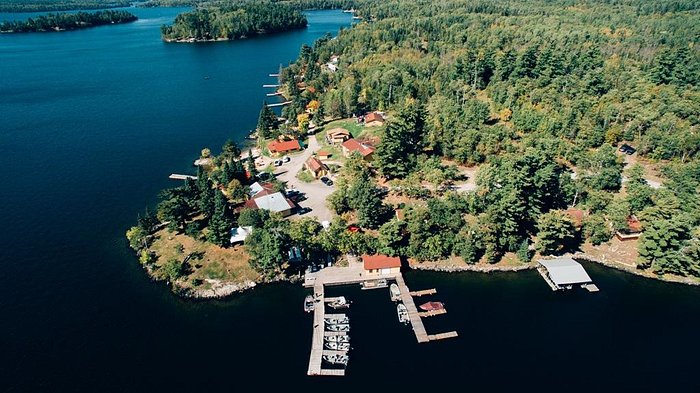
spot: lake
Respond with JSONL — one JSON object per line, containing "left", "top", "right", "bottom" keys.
{"left": 1, "top": 6, "right": 699, "bottom": 393}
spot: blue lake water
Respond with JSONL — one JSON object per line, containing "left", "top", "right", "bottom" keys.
{"left": 1, "top": 6, "right": 700, "bottom": 393}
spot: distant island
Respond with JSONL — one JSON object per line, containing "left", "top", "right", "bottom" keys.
{"left": 0, "top": 10, "right": 138, "bottom": 33}
{"left": 0, "top": 0, "right": 131, "bottom": 12}
{"left": 160, "top": 2, "right": 308, "bottom": 42}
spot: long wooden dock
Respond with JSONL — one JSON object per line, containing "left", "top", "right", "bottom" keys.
{"left": 169, "top": 174, "right": 197, "bottom": 180}
{"left": 428, "top": 331, "right": 459, "bottom": 341}
{"left": 308, "top": 284, "right": 346, "bottom": 377}
{"left": 263, "top": 84, "right": 280, "bottom": 88}
{"left": 418, "top": 309, "right": 447, "bottom": 317}
{"left": 266, "top": 92, "right": 283, "bottom": 96}
{"left": 395, "top": 275, "right": 429, "bottom": 343}
{"left": 267, "top": 101, "right": 291, "bottom": 107}
{"left": 409, "top": 288, "right": 437, "bottom": 296}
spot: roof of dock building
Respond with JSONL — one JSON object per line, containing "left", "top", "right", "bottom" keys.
{"left": 539, "top": 257, "right": 592, "bottom": 285}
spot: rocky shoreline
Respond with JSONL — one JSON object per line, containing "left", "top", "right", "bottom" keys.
{"left": 409, "top": 261, "right": 537, "bottom": 273}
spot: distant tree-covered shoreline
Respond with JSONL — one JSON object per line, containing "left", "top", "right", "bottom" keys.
{"left": 0, "top": 0, "right": 131, "bottom": 13}
{"left": 160, "top": 2, "right": 308, "bottom": 42}
{"left": 0, "top": 10, "right": 138, "bottom": 33}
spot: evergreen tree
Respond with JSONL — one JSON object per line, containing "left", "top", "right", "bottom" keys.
{"left": 246, "top": 149, "right": 258, "bottom": 179}
{"left": 207, "top": 191, "right": 232, "bottom": 247}
{"left": 198, "top": 178, "right": 215, "bottom": 218}
{"left": 257, "top": 102, "right": 277, "bottom": 138}
{"left": 535, "top": 211, "right": 576, "bottom": 255}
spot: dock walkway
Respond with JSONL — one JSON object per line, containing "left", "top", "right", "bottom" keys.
{"left": 395, "top": 275, "right": 429, "bottom": 343}
{"left": 409, "top": 288, "right": 437, "bottom": 296}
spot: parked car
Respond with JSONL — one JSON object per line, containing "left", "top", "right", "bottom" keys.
{"left": 274, "top": 159, "right": 283, "bottom": 166}
{"left": 297, "top": 207, "right": 312, "bottom": 215}
{"left": 285, "top": 189, "right": 299, "bottom": 196}
{"left": 619, "top": 144, "right": 636, "bottom": 155}
{"left": 257, "top": 172, "right": 272, "bottom": 181}
{"left": 282, "top": 156, "right": 291, "bottom": 163}
{"left": 320, "top": 176, "right": 334, "bottom": 186}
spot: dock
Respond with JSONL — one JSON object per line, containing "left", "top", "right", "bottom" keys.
{"left": 538, "top": 257, "right": 598, "bottom": 292}
{"left": 269, "top": 73, "right": 280, "bottom": 77}
{"left": 409, "top": 288, "right": 437, "bottom": 296}
{"left": 428, "top": 331, "right": 459, "bottom": 341}
{"left": 263, "top": 84, "right": 280, "bottom": 88}
{"left": 267, "top": 101, "right": 291, "bottom": 107}
{"left": 169, "top": 174, "right": 197, "bottom": 180}
{"left": 395, "top": 274, "right": 429, "bottom": 343}
{"left": 266, "top": 92, "right": 283, "bottom": 97}
{"left": 418, "top": 309, "right": 447, "bottom": 317}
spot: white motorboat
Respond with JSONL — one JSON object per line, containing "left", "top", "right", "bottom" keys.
{"left": 389, "top": 283, "right": 401, "bottom": 301}
{"left": 304, "top": 295, "right": 314, "bottom": 313}
{"left": 326, "top": 323, "right": 350, "bottom": 332}
{"left": 397, "top": 303, "right": 409, "bottom": 324}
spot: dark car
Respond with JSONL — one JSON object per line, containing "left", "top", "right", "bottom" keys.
{"left": 619, "top": 144, "right": 636, "bottom": 155}
{"left": 297, "top": 207, "right": 312, "bottom": 215}
{"left": 320, "top": 176, "right": 334, "bottom": 186}
{"left": 290, "top": 194, "right": 307, "bottom": 203}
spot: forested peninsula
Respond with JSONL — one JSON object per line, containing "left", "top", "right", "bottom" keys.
{"left": 160, "top": 2, "right": 308, "bottom": 42}
{"left": 129, "top": 0, "right": 700, "bottom": 298}
{"left": 0, "top": 0, "right": 130, "bottom": 12}
{"left": 0, "top": 10, "right": 138, "bottom": 33}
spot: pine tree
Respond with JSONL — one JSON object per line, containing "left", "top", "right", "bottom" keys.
{"left": 198, "top": 178, "right": 215, "bottom": 218}
{"left": 535, "top": 211, "right": 575, "bottom": 255}
{"left": 257, "top": 102, "right": 277, "bottom": 138}
{"left": 207, "top": 191, "right": 232, "bottom": 247}
{"left": 246, "top": 149, "right": 258, "bottom": 179}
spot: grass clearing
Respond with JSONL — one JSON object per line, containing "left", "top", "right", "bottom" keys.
{"left": 149, "top": 229, "right": 258, "bottom": 290}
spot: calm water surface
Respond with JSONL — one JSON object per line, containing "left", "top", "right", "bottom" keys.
{"left": 1, "top": 7, "right": 699, "bottom": 393}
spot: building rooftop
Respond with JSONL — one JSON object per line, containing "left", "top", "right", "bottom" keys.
{"left": 253, "top": 191, "right": 295, "bottom": 213}
{"left": 306, "top": 156, "right": 325, "bottom": 172}
{"left": 365, "top": 112, "right": 384, "bottom": 123}
{"left": 268, "top": 139, "right": 301, "bottom": 153}
{"left": 539, "top": 257, "right": 592, "bottom": 285}
{"left": 326, "top": 128, "right": 350, "bottom": 137}
{"left": 342, "top": 138, "right": 375, "bottom": 157}
{"left": 362, "top": 254, "right": 401, "bottom": 270}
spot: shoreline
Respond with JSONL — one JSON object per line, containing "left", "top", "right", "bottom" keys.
{"left": 150, "top": 251, "right": 700, "bottom": 300}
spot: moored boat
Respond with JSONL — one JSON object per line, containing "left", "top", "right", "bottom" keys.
{"left": 418, "top": 301, "right": 444, "bottom": 311}
{"left": 397, "top": 303, "right": 409, "bottom": 324}
{"left": 328, "top": 296, "right": 350, "bottom": 309}
{"left": 389, "top": 283, "right": 401, "bottom": 301}
{"left": 304, "top": 295, "right": 314, "bottom": 313}
{"left": 326, "top": 323, "right": 350, "bottom": 332}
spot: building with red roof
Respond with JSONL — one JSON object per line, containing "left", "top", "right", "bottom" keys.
{"left": 362, "top": 254, "right": 401, "bottom": 275}
{"left": 304, "top": 156, "right": 328, "bottom": 179}
{"left": 341, "top": 138, "right": 375, "bottom": 161}
{"left": 364, "top": 112, "right": 385, "bottom": 127}
{"left": 268, "top": 139, "right": 302, "bottom": 155}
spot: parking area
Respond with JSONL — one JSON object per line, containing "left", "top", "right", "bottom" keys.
{"left": 266, "top": 136, "right": 336, "bottom": 222}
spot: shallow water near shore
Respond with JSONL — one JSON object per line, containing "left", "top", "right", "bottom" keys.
{"left": 1, "top": 6, "right": 700, "bottom": 392}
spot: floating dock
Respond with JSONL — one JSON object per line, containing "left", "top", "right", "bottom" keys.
{"left": 409, "top": 288, "right": 437, "bottom": 296}
{"left": 418, "top": 309, "right": 447, "bottom": 317}
{"left": 267, "top": 101, "right": 291, "bottom": 107}
{"left": 263, "top": 84, "right": 280, "bottom": 88}
{"left": 395, "top": 274, "right": 429, "bottom": 343}
{"left": 169, "top": 174, "right": 197, "bottom": 180}
{"left": 428, "top": 331, "right": 459, "bottom": 341}
{"left": 266, "top": 92, "right": 283, "bottom": 97}
{"left": 538, "top": 257, "right": 599, "bottom": 292}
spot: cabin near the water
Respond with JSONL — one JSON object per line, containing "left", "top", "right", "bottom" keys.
{"left": 537, "top": 257, "right": 599, "bottom": 292}
{"left": 362, "top": 254, "right": 401, "bottom": 275}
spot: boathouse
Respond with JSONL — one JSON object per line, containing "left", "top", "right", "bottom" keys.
{"left": 362, "top": 254, "right": 401, "bottom": 275}
{"left": 538, "top": 257, "right": 597, "bottom": 291}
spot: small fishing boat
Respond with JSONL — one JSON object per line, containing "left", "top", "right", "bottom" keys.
{"left": 389, "top": 283, "right": 401, "bottom": 302}
{"left": 397, "top": 303, "right": 409, "bottom": 324}
{"left": 325, "top": 335, "right": 350, "bottom": 343}
{"left": 418, "top": 301, "right": 445, "bottom": 311}
{"left": 324, "top": 341, "right": 338, "bottom": 350}
{"left": 336, "top": 342, "right": 351, "bottom": 351}
{"left": 324, "top": 316, "right": 349, "bottom": 325}
{"left": 328, "top": 296, "right": 350, "bottom": 309}
{"left": 323, "top": 354, "right": 349, "bottom": 366}
{"left": 327, "top": 323, "right": 350, "bottom": 332}
{"left": 304, "top": 295, "right": 314, "bottom": 313}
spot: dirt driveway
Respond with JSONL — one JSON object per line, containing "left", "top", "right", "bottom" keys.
{"left": 272, "top": 136, "right": 335, "bottom": 222}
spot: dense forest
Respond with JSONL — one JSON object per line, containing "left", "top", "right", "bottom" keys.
{"left": 274, "top": 0, "right": 700, "bottom": 277}
{"left": 129, "top": 0, "right": 700, "bottom": 286}
{"left": 0, "top": 0, "right": 130, "bottom": 12}
{"left": 160, "top": 1, "right": 308, "bottom": 41}
{"left": 0, "top": 9, "right": 137, "bottom": 32}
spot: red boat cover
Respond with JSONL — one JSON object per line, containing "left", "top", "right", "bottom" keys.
{"left": 419, "top": 301, "right": 444, "bottom": 311}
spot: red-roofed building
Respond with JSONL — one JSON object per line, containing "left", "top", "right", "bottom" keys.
{"left": 341, "top": 138, "right": 375, "bottom": 161}
{"left": 304, "top": 156, "right": 329, "bottom": 179}
{"left": 317, "top": 150, "right": 332, "bottom": 160}
{"left": 364, "top": 112, "right": 385, "bottom": 127}
{"left": 362, "top": 254, "right": 401, "bottom": 275}
{"left": 268, "top": 139, "right": 302, "bottom": 155}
